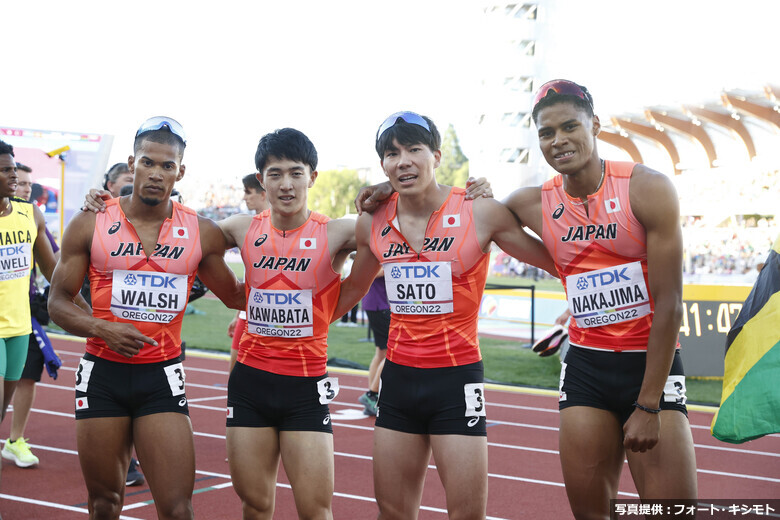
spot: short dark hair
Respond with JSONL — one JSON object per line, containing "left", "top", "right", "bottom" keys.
{"left": 242, "top": 173, "right": 264, "bottom": 192}
{"left": 15, "top": 162, "right": 32, "bottom": 173}
{"left": 254, "top": 128, "right": 318, "bottom": 173}
{"left": 375, "top": 115, "right": 441, "bottom": 159}
{"left": 133, "top": 128, "right": 186, "bottom": 159}
{"left": 532, "top": 82, "right": 594, "bottom": 123}
{"left": 103, "top": 162, "right": 130, "bottom": 190}
{"left": 0, "top": 140, "right": 14, "bottom": 157}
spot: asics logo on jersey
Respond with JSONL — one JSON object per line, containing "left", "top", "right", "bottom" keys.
{"left": 254, "top": 234, "right": 268, "bottom": 247}
{"left": 552, "top": 203, "right": 564, "bottom": 220}
{"left": 381, "top": 226, "right": 392, "bottom": 237}
{"left": 108, "top": 221, "right": 121, "bottom": 235}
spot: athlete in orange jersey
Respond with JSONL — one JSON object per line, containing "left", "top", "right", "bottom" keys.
{"left": 217, "top": 128, "right": 359, "bottom": 520}
{"left": 49, "top": 118, "right": 244, "bottom": 520}
{"left": 338, "top": 112, "right": 555, "bottom": 520}
{"left": 503, "top": 80, "right": 697, "bottom": 519}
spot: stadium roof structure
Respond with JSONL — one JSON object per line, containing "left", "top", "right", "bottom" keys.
{"left": 600, "top": 84, "right": 780, "bottom": 175}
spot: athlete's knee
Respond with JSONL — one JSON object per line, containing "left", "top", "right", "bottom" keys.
{"left": 88, "top": 494, "right": 124, "bottom": 520}
{"left": 242, "top": 499, "right": 274, "bottom": 520}
{"left": 155, "top": 499, "right": 193, "bottom": 520}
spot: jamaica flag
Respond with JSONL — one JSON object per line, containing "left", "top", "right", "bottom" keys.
{"left": 711, "top": 233, "right": 780, "bottom": 443}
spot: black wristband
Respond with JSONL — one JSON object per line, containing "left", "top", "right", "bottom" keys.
{"left": 632, "top": 401, "right": 661, "bottom": 414}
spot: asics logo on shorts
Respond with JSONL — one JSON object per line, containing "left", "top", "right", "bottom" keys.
{"left": 323, "top": 414, "right": 331, "bottom": 425}
{"left": 178, "top": 397, "right": 187, "bottom": 407}
{"left": 467, "top": 417, "right": 479, "bottom": 428}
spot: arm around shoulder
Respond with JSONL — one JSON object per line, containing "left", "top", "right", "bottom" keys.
{"left": 332, "top": 213, "right": 380, "bottom": 322}
{"left": 197, "top": 216, "right": 245, "bottom": 311}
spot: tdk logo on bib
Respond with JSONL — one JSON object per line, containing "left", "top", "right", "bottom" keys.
{"left": 390, "top": 265, "right": 441, "bottom": 279}
{"left": 255, "top": 291, "right": 303, "bottom": 305}
{"left": 123, "top": 272, "right": 179, "bottom": 289}
{"left": 575, "top": 267, "right": 631, "bottom": 291}
{"left": 0, "top": 245, "right": 26, "bottom": 256}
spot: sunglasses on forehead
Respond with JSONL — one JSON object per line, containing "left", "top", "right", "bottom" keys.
{"left": 532, "top": 80, "right": 593, "bottom": 110}
{"left": 135, "top": 116, "right": 187, "bottom": 144}
{"left": 376, "top": 111, "right": 431, "bottom": 142}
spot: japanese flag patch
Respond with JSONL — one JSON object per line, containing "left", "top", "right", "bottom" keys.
{"left": 172, "top": 227, "right": 189, "bottom": 239}
{"left": 299, "top": 238, "right": 316, "bottom": 249}
{"left": 442, "top": 214, "right": 461, "bottom": 228}
{"left": 76, "top": 397, "right": 89, "bottom": 410}
{"left": 604, "top": 198, "right": 621, "bottom": 214}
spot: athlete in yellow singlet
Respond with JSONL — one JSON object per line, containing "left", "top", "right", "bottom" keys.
{"left": 0, "top": 139, "right": 59, "bottom": 488}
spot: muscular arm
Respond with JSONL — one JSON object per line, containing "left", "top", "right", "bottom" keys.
{"left": 197, "top": 217, "right": 245, "bottom": 311}
{"left": 31, "top": 205, "right": 58, "bottom": 281}
{"left": 474, "top": 197, "right": 558, "bottom": 277}
{"left": 327, "top": 217, "right": 358, "bottom": 275}
{"left": 331, "top": 213, "right": 380, "bottom": 322}
{"left": 48, "top": 211, "right": 156, "bottom": 357}
{"left": 623, "top": 165, "right": 684, "bottom": 452}
{"left": 217, "top": 213, "right": 253, "bottom": 250}
{"left": 501, "top": 186, "right": 544, "bottom": 237}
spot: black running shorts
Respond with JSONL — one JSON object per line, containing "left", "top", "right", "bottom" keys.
{"left": 74, "top": 353, "right": 190, "bottom": 419}
{"left": 376, "top": 360, "right": 487, "bottom": 436}
{"left": 20, "top": 335, "right": 44, "bottom": 382}
{"left": 226, "top": 362, "right": 335, "bottom": 433}
{"left": 559, "top": 346, "right": 688, "bottom": 424}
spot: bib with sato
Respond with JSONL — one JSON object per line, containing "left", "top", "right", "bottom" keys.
{"left": 247, "top": 288, "right": 313, "bottom": 338}
{"left": 110, "top": 270, "right": 188, "bottom": 324}
{"left": 384, "top": 261, "right": 454, "bottom": 315}
{"left": 567, "top": 261, "right": 651, "bottom": 328}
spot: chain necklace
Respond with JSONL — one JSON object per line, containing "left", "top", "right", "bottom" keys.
{"left": 570, "top": 159, "right": 605, "bottom": 205}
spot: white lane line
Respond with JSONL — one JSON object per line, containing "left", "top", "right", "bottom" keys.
{"left": 0, "top": 493, "right": 144, "bottom": 519}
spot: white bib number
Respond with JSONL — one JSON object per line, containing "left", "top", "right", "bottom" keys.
{"left": 566, "top": 261, "right": 651, "bottom": 328}
{"left": 74, "top": 358, "right": 95, "bottom": 392}
{"left": 164, "top": 362, "right": 186, "bottom": 396}
{"left": 110, "top": 270, "right": 188, "bottom": 323}
{"left": 384, "top": 261, "right": 453, "bottom": 315}
{"left": 247, "top": 288, "right": 313, "bottom": 338}
{"left": 464, "top": 382, "right": 486, "bottom": 427}
{"left": 0, "top": 242, "right": 32, "bottom": 281}
{"left": 317, "top": 376, "right": 339, "bottom": 404}
{"left": 663, "top": 375, "right": 687, "bottom": 405}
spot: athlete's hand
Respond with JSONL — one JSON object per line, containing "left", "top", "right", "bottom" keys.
{"left": 81, "top": 189, "right": 112, "bottom": 213}
{"left": 354, "top": 182, "right": 394, "bottom": 215}
{"left": 555, "top": 309, "right": 572, "bottom": 327}
{"left": 100, "top": 322, "right": 158, "bottom": 358}
{"left": 623, "top": 408, "right": 661, "bottom": 453}
{"left": 465, "top": 177, "right": 493, "bottom": 199}
{"left": 227, "top": 316, "right": 238, "bottom": 338}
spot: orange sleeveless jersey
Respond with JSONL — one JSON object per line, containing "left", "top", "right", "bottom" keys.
{"left": 238, "top": 211, "right": 340, "bottom": 377}
{"left": 369, "top": 188, "right": 489, "bottom": 368}
{"left": 541, "top": 161, "right": 657, "bottom": 351}
{"left": 87, "top": 198, "right": 203, "bottom": 363}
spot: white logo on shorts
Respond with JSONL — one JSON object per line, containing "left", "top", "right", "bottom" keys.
{"left": 323, "top": 414, "right": 331, "bottom": 425}
{"left": 178, "top": 397, "right": 187, "bottom": 407}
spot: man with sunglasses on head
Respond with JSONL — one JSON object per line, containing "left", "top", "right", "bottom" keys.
{"left": 338, "top": 111, "right": 556, "bottom": 519}
{"left": 48, "top": 117, "right": 245, "bottom": 520}
{"left": 503, "top": 80, "right": 696, "bottom": 519}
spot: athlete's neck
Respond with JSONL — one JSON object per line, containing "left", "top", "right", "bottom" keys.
{"left": 562, "top": 158, "right": 605, "bottom": 201}
{"left": 0, "top": 197, "right": 11, "bottom": 217}
{"left": 270, "top": 208, "right": 311, "bottom": 232}
{"left": 396, "top": 183, "right": 450, "bottom": 220}
{"left": 121, "top": 195, "right": 173, "bottom": 224}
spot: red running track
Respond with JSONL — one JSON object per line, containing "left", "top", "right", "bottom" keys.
{"left": 0, "top": 335, "right": 777, "bottom": 519}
